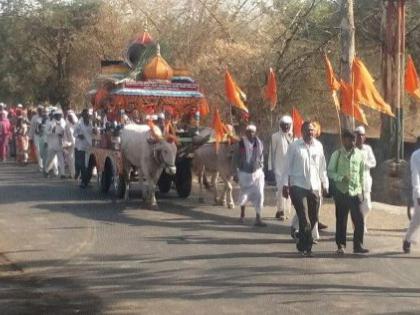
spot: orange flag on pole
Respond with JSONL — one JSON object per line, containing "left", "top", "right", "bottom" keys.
{"left": 340, "top": 80, "right": 368, "bottom": 125}
{"left": 352, "top": 58, "right": 394, "bottom": 117}
{"left": 324, "top": 54, "right": 341, "bottom": 108}
{"left": 225, "top": 69, "right": 248, "bottom": 113}
{"left": 324, "top": 55, "right": 341, "bottom": 92}
{"left": 264, "top": 68, "right": 277, "bottom": 111}
{"left": 405, "top": 55, "right": 420, "bottom": 101}
{"left": 292, "top": 107, "right": 304, "bottom": 138}
{"left": 213, "top": 109, "right": 228, "bottom": 152}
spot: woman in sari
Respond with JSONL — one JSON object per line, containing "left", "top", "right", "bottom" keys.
{"left": 15, "top": 116, "right": 29, "bottom": 164}
{"left": 0, "top": 111, "right": 11, "bottom": 162}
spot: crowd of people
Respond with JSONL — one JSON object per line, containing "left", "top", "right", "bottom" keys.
{"left": 1, "top": 102, "right": 420, "bottom": 257}
{"left": 234, "top": 117, "right": 419, "bottom": 257}
{"left": 0, "top": 103, "right": 94, "bottom": 188}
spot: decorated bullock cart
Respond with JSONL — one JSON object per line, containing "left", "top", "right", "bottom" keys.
{"left": 86, "top": 33, "right": 209, "bottom": 199}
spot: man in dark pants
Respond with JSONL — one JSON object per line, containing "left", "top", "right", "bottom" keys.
{"left": 282, "top": 121, "right": 329, "bottom": 256}
{"left": 74, "top": 109, "right": 92, "bottom": 188}
{"left": 328, "top": 129, "right": 368, "bottom": 255}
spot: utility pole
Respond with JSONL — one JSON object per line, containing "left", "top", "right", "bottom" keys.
{"left": 339, "top": 0, "right": 356, "bottom": 131}
{"left": 380, "top": 0, "right": 405, "bottom": 162}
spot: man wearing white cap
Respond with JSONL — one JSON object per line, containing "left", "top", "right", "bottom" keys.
{"left": 44, "top": 109, "right": 66, "bottom": 178}
{"left": 269, "top": 115, "right": 293, "bottom": 221}
{"left": 355, "top": 126, "right": 376, "bottom": 233}
{"left": 28, "top": 105, "right": 44, "bottom": 172}
{"left": 233, "top": 124, "right": 266, "bottom": 226}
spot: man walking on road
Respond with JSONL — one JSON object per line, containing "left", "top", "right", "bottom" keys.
{"left": 269, "top": 115, "right": 293, "bottom": 221}
{"left": 355, "top": 126, "right": 376, "bottom": 233}
{"left": 74, "top": 109, "right": 93, "bottom": 188}
{"left": 234, "top": 124, "right": 266, "bottom": 227}
{"left": 282, "top": 121, "right": 329, "bottom": 256}
{"left": 44, "top": 109, "right": 66, "bottom": 178}
{"left": 28, "top": 105, "right": 44, "bottom": 171}
{"left": 403, "top": 144, "right": 420, "bottom": 253}
{"left": 328, "top": 130, "right": 368, "bottom": 255}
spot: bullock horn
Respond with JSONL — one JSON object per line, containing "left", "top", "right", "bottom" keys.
{"left": 148, "top": 121, "right": 164, "bottom": 141}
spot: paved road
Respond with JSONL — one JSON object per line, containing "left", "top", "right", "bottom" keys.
{"left": 1, "top": 162, "right": 420, "bottom": 315}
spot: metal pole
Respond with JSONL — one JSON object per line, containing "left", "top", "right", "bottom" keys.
{"left": 400, "top": 0, "right": 406, "bottom": 160}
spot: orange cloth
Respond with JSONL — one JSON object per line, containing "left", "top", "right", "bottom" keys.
{"left": 264, "top": 68, "right": 277, "bottom": 111}
{"left": 324, "top": 54, "right": 341, "bottom": 92}
{"left": 352, "top": 58, "right": 394, "bottom": 117}
{"left": 225, "top": 70, "right": 248, "bottom": 113}
{"left": 199, "top": 99, "right": 210, "bottom": 117}
{"left": 213, "top": 109, "right": 228, "bottom": 152}
{"left": 292, "top": 107, "right": 304, "bottom": 138}
{"left": 405, "top": 55, "right": 420, "bottom": 101}
{"left": 340, "top": 80, "right": 368, "bottom": 125}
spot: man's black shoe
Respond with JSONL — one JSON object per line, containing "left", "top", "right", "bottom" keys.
{"left": 403, "top": 240, "right": 411, "bottom": 254}
{"left": 290, "top": 227, "right": 297, "bottom": 240}
{"left": 353, "top": 247, "right": 369, "bottom": 254}
{"left": 318, "top": 222, "right": 328, "bottom": 230}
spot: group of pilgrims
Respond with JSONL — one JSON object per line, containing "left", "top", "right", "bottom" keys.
{"left": 235, "top": 116, "right": 420, "bottom": 256}
{"left": 1, "top": 101, "right": 420, "bottom": 256}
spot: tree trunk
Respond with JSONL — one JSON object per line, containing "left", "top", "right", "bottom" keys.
{"left": 339, "top": 0, "right": 355, "bottom": 131}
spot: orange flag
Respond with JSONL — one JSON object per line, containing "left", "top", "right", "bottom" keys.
{"left": 324, "top": 54, "right": 341, "bottom": 92}
{"left": 225, "top": 69, "right": 248, "bottom": 113}
{"left": 324, "top": 54, "right": 341, "bottom": 108}
{"left": 264, "top": 68, "right": 277, "bottom": 111}
{"left": 340, "top": 80, "right": 368, "bottom": 125}
{"left": 405, "top": 55, "right": 420, "bottom": 101}
{"left": 292, "top": 107, "right": 304, "bottom": 138}
{"left": 352, "top": 58, "right": 394, "bottom": 117}
{"left": 213, "top": 109, "right": 228, "bottom": 152}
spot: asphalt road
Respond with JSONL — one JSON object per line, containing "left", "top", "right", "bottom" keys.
{"left": 1, "top": 161, "right": 420, "bottom": 315}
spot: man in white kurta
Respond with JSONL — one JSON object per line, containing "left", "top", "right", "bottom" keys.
{"left": 44, "top": 110, "right": 66, "bottom": 178}
{"left": 269, "top": 115, "right": 293, "bottom": 221}
{"left": 64, "top": 111, "right": 78, "bottom": 179}
{"left": 355, "top": 126, "right": 376, "bottom": 233}
{"left": 28, "top": 106, "right": 44, "bottom": 171}
{"left": 234, "top": 124, "right": 266, "bottom": 227}
{"left": 403, "top": 147, "right": 420, "bottom": 253}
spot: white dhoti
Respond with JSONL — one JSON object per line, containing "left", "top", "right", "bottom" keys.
{"left": 405, "top": 196, "right": 420, "bottom": 244}
{"left": 361, "top": 192, "right": 372, "bottom": 233}
{"left": 45, "top": 149, "right": 65, "bottom": 176}
{"left": 33, "top": 134, "right": 43, "bottom": 170}
{"left": 275, "top": 173, "right": 291, "bottom": 216}
{"left": 238, "top": 168, "right": 265, "bottom": 215}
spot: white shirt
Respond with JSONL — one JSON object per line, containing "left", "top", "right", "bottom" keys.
{"left": 28, "top": 114, "right": 41, "bottom": 140}
{"left": 74, "top": 120, "right": 92, "bottom": 151}
{"left": 47, "top": 118, "right": 66, "bottom": 151}
{"left": 359, "top": 143, "right": 376, "bottom": 192}
{"left": 411, "top": 149, "right": 420, "bottom": 200}
{"left": 283, "top": 138, "right": 329, "bottom": 192}
{"left": 64, "top": 120, "right": 76, "bottom": 149}
{"left": 269, "top": 129, "right": 292, "bottom": 176}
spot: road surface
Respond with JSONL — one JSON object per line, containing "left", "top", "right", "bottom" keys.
{"left": 1, "top": 161, "right": 420, "bottom": 315}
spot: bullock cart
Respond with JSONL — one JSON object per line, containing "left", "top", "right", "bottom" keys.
{"left": 87, "top": 76, "right": 209, "bottom": 199}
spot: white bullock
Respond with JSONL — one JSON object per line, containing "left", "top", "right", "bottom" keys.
{"left": 120, "top": 124, "right": 177, "bottom": 207}
{"left": 193, "top": 142, "right": 237, "bottom": 209}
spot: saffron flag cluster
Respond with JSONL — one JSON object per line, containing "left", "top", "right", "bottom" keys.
{"left": 324, "top": 55, "right": 396, "bottom": 126}
{"left": 405, "top": 55, "right": 420, "bottom": 101}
